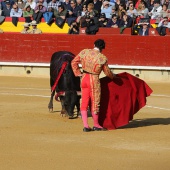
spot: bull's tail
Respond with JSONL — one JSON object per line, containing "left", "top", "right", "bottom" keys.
{"left": 48, "top": 90, "right": 55, "bottom": 112}
{"left": 51, "top": 62, "right": 68, "bottom": 93}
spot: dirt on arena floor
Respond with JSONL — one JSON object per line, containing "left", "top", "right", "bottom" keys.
{"left": 0, "top": 76, "right": 170, "bottom": 170}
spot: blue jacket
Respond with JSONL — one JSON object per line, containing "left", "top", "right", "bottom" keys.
{"left": 138, "top": 27, "right": 149, "bottom": 36}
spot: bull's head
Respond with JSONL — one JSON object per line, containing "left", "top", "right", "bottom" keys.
{"left": 59, "top": 91, "right": 80, "bottom": 118}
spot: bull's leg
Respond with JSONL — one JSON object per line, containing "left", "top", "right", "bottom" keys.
{"left": 60, "top": 96, "right": 68, "bottom": 117}
{"left": 76, "top": 96, "right": 81, "bottom": 117}
{"left": 48, "top": 91, "right": 55, "bottom": 112}
{"left": 68, "top": 104, "right": 75, "bottom": 119}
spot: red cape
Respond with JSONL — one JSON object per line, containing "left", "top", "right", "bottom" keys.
{"left": 99, "top": 72, "right": 153, "bottom": 130}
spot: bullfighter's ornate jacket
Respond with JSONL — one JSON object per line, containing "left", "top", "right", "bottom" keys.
{"left": 71, "top": 48, "right": 114, "bottom": 113}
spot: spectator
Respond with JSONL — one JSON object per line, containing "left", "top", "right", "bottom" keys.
{"left": 17, "top": 0, "right": 26, "bottom": 10}
{"left": 159, "top": 4, "right": 170, "bottom": 19}
{"left": 23, "top": 4, "right": 33, "bottom": 22}
{"left": 148, "top": 0, "right": 162, "bottom": 19}
{"left": 1, "top": 0, "right": 14, "bottom": 10}
{"left": 141, "top": 1, "right": 149, "bottom": 18}
{"left": 76, "top": 3, "right": 87, "bottom": 25}
{"left": 81, "top": 14, "right": 93, "bottom": 27}
{"left": 127, "top": 2, "right": 137, "bottom": 19}
{"left": 115, "top": 0, "right": 121, "bottom": 10}
{"left": 93, "top": 0, "right": 102, "bottom": 14}
{"left": 144, "top": 0, "right": 150, "bottom": 8}
{"left": 133, "top": 20, "right": 150, "bottom": 35}
{"left": 117, "top": 3, "right": 126, "bottom": 19}
{"left": 81, "top": 14, "right": 99, "bottom": 34}
{"left": 138, "top": 22, "right": 150, "bottom": 35}
{"left": 110, "top": 5, "right": 118, "bottom": 18}
{"left": 156, "top": 16, "right": 170, "bottom": 35}
{"left": 10, "top": 4, "right": 22, "bottom": 26}
{"left": 62, "top": 0, "right": 71, "bottom": 11}
{"left": 68, "top": 0, "right": 81, "bottom": 17}
{"left": 135, "top": 0, "right": 142, "bottom": 9}
{"left": 125, "top": 0, "right": 134, "bottom": 10}
{"left": 25, "top": 0, "right": 36, "bottom": 10}
{"left": 10, "top": 4, "right": 22, "bottom": 17}
{"left": 83, "top": 0, "right": 93, "bottom": 6}
{"left": 136, "top": 3, "right": 144, "bottom": 17}
{"left": 33, "top": 2, "right": 46, "bottom": 23}
{"left": 101, "top": 0, "right": 115, "bottom": 19}
{"left": 119, "top": 12, "right": 133, "bottom": 33}
{"left": 76, "top": 0, "right": 83, "bottom": 11}
{"left": 86, "top": 2, "right": 98, "bottom": 19}
{"left": 21, "top": 22, "right": 31, "bottom": 33}
{"left": 0, "top": 4, "right": 5, "bottom": 23}
{"left": 148, "top": 0, "right": 155, "bottom": 12}
{"left": 106, "top": 14, "right": 120, "bottom": 27}
{"left": 54, "top": 4, "right": 67, "bottom": 27}
{"left": 43, "top": 0, "right": 60, "bottom": 24}
{"left": 81, "top": 3, "right": 87, "bottom": 17}
{"left": 54, "top": 4, "right": 67, "bottom": 19}
{"left": 38, "top": 0, "right": 47, "bottom": 9}
{"left": 98, "top": 12, "right": 108, "bottom": 27}
{"left": 164, "top": 0, "right": 170, "bottom": 8}
{"left": 68, "top": 20, "right": 79, "bottom": 34}
{"left": 29, "top": 20, "right": 42, "bottom": 33}
{"left": 66, "top": 0, "right": 81, "bottom": 25}
{"left": 47, "top": 0, "right": 60, "bottom": 12}
{"left": 1, "top": 0, "right": 12, "bottom": 16}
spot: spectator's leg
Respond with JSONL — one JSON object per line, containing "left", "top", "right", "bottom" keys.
{"left": 161, "top": 27, "right": 167, "bottom": 36}
{"left": 25, "top": 17, "right": 32, "bottom": 23}
{"left": 36, "top": 12, "right": 43, "bottom": 24}
{"left": 33, "top": 12, "right": 38, "bottom": 21}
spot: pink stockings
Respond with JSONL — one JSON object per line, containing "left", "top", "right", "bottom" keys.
{"left": 91, "top": 112, "right": 103, "bottom": 128}
{"left": 81, "top": 111, "right": 103, "bottom": 128}
{"left": 81, "top": 111, "right": 89, "bottom": 128}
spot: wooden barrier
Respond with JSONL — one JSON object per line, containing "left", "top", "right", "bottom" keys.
{"left": 166, "top": 28, "right": 170, "bottom": 36}
{"left": 149, "top": 28, "right": 159, "bottom": 36}
{"left": 0, "top": 33, "right": 170, "bottom": 66}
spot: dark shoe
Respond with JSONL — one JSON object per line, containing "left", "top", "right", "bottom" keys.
{"left": 83, "top": 127, "right": 92, "bottom": 132}
{"left": 93, "top": 127, "right": 107, "bottom": 131}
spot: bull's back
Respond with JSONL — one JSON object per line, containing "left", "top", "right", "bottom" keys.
{"left": 50, "top": 51, "right": 80, "bottom": 92}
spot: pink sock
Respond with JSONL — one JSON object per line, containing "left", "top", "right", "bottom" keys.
{"left": 81, "top": 111, "right": 89, "bottom": 128}
{"left": 92, "top": 112, "right": 103, "bottom": 128}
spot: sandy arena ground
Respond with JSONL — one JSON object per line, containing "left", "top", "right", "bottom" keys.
{"left": 0, "top": 76, "right": 170, "bottom": 170}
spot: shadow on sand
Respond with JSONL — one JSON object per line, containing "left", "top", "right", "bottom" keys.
{"left": 49, "top": 111, "right": 170, "bottom": 128}
{"left": 119, "top": 118, "right": 170, "bottom": 129}
{"left": 50, "top": 110, "right": 80, "bottom": 119}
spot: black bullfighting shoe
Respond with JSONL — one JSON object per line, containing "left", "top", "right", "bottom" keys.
{"left": 93, "top": 127, "right": 107, "bottom": 131}
{"left": 83, "top": 127, "right": 93, "bottom": 132}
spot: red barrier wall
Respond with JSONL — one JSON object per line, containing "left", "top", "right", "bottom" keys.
{"left": 0, "top": 33, "right": 170, "bottom": 66}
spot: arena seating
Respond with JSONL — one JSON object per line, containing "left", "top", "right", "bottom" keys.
{"left": 0, "top": 17, "right": 168, "bottom": 36}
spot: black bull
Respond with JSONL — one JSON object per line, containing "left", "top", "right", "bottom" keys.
{"left": 48, "top": 51, "right": 81, "bottom": 118}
